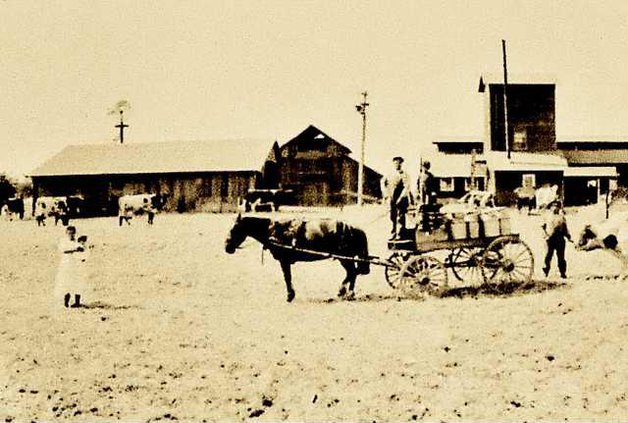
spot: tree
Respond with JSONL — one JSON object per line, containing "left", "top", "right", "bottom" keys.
{"left": 0, "top": 174, "right": 16, "bottom": 205}
{"left": 15, "top": 179, "right": 33, "bottom": 198}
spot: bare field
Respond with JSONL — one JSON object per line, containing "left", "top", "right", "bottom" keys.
{"left": 0, "top": 205, "right": 627, "bottom": 421}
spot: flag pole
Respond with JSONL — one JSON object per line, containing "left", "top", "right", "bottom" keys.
{"left": 502, "top": 39, "right": 511, "bottom": 160}
{"left": 418, "top": 155, "right": 424, "bottom": 204}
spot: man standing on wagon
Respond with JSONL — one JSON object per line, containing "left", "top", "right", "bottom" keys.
{"left": 382, "top": 156, "right": 412, "bottom": 240}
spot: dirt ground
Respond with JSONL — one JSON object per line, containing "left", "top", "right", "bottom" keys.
{"left": 0, "top": 204, "right": 626, "bottom": 421}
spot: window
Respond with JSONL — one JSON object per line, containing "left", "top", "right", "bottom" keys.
{"left": 522, "top": 174, "right": 536, "bottom": 188}
{"left": 513, "top": 128, "right": 527, "bottom": 151}
{"left": 465, "top": 177, "right": 485, "bottom": 192}
{"left": 220, "top": 174, "right": 229, "bottom": 198}
{"left": 439, "top": 177, "right": 455, "bottom": 192}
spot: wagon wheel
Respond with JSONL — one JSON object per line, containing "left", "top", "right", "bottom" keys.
{"left": 398, "top": 255, "right": 448, "bottom": 295}
{"left": 384, "top": 252, "right": 410, "bottom": 289}
{"left": 481, "top": 237, "right": 534, "bottom": 285}
{"left": 449, "top": 247, "right": 486, "bottom": 285}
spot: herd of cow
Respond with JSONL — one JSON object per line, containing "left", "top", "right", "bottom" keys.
{"left": 0, "top": 194, "right": 164, "bottom": 226}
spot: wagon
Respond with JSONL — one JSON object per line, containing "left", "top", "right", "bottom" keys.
{"left": 268, "top": 229, "right": 534, "bottom": 297}
{"left": 263, "top": 209, "right": 534, "bottom": 297}
{"left": 382, "top": 231, "right": 535, "bottom": 295}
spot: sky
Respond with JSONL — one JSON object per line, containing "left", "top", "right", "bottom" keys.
{"left": 3, "top": 1, "right": 628, "bottom": 179}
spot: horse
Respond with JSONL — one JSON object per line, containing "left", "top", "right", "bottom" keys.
{"left": 225, "top": 214, "right": 370, "bottom": 302}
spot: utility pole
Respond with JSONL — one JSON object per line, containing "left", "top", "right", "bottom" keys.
{"left": 115, "top": 110, "right": 129, "bottom": 144}
{"left": 502, "top": 39, "right": 511, "bottom": 160}
{"left": 355, "top": 91, "right": 369, "bottom": 206}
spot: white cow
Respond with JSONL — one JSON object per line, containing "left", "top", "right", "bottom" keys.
{"left": 576, "top": 211, "right": 628, "bottom": 273}
{"left": 535, "top": 185, "right": 559, "bottom": 210}
{"left": 34, "top": 196, "right": 68, "bottom": 226}
{"left": 118, "top": 194, "right": 162, "bottom": 226}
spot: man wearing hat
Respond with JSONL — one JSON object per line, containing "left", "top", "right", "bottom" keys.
{"left": 418, "top": 160, "right": 437, "bottom": 205}
{"left": 382, "top": 156, "right": 411, "bottom": 240}
{"left": 541, "top": 200, "right": 572, "bottom": 279}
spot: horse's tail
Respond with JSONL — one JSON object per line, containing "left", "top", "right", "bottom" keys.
{"left": 355, "top": 227, "right": 370, "bottom": 275}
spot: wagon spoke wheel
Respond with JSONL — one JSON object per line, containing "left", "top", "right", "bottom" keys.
{"left": 398, "top": 255, "right": 448, "bottom": 295}
{"left": 449, "top": 247, "right": 486, "bottom": 285}
{"left": 481, "top": 237, "right": 534, "bottom": 285}
{"left": 384, "top": 252, "right": 410, "bottom": 289}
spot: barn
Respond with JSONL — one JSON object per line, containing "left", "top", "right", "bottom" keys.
{"left": 278, "top": 125, "right": 382, "bottom": 205}
{"left": 29, "top": 140, "right": 280, "bottom": 215}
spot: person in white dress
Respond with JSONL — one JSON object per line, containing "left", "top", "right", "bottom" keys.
{"left": 55, "top": 226, "right": 89, "bottom": 308}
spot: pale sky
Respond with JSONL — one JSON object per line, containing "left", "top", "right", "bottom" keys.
{"left": 3, "top": 1, "right": 628, "bottom": 179}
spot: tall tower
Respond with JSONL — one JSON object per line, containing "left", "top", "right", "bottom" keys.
{"left": 480, "top": 76, "right": 556, "bottom": 154}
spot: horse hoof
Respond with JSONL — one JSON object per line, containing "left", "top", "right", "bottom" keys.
{"left": 337, "top": 287, "right": 347, "bottom": 298}
{"left": 287, "top": 291, "right": 295, "bottom": 302}
{"left": 344, "top": 291, "right": 355, "bottom": 301}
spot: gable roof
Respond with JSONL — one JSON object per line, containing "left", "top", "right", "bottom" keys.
{"left": 30, "top": 140, "right": 278, "bottom": 177}
{"left": 281, "top": 124, "right": 352, "bottom": 155}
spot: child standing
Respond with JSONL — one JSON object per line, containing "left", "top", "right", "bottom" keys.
{"left": 55, "top": 226, "right": 89, "bottom": 308}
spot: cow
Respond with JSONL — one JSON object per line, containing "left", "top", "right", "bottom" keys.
{"left": 118, "top": 194, "right": 164, "bottom": 226}
{"left": 1, "top": 197, "right": 25, "bottom": 221}
{"left": 576, "top": 211, "right": 628, "bottom": 273}
{"left": 34, "top": 196, "right": 83, "bottom": 226}
{"left": 535, "top": 184, "right": 559, "bottom": 211}
{"left": 35, "top": 196, "right": 65, "bottom": 226}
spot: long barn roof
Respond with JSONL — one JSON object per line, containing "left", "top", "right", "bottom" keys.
{"left": 30, "top": 140, "right": 277, "bottom": 177}
{"left": 561, "top": 149, "right": 628, "bottom": 165}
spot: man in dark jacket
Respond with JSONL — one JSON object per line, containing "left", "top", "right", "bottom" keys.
{"left": 542, "top": 201, "right": 572, "bottom": 278}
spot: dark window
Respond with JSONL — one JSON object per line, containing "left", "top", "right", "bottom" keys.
{"left": 220, "top": 174, "right": 229, "bottom": 198}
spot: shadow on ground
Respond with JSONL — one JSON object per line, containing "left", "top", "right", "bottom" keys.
{"left": 308, "top": 279, "right": 569, "bottom": 304}
{"left": 82, "top": 301, "right": 141, "bottom": 310}
{"left": 441, "top": 279, "right": 568, "bottom": 299}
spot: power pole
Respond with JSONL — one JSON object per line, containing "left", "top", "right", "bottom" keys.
{"left": 355, "top": 91, "right": 369, "bottom": 206}
{"left": 502, "top": 39, "right": 510, "bottom": 160}
{"left": 115, "top": 110, "right": 129, "bottom": 144}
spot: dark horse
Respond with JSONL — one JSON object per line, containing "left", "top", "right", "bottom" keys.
{"left": 225, "top": 214, "right": 370, "bottom": 302}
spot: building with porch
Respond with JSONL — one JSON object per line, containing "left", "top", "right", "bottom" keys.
{"left": 428, "top": 76, "right": 623, "bottom": 206}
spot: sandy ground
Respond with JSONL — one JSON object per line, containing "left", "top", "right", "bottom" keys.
{"left": 0, "top": 204, "right": 626, "bottom": 421}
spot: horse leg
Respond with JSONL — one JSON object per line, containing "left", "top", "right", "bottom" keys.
{"left": 280, "top": 260, "right": 295, "bottom": 302}
{"left": 339, "top": 260, "right": 357, "bottom": 300}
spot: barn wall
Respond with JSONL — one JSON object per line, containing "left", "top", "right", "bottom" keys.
{"left": 278, "top": 129, "right": 382, "bottom": 206}
{"left": 340, "top": 158, "right": 382, "bottom": 204}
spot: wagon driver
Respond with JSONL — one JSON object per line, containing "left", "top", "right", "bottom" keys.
{"left": 382, "top": 156, "right": 412, "bottom": 240}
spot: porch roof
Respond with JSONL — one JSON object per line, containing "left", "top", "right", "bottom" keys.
{"left": 564, "top": 166, "right": 617, "bottom": 178}
{"left": 486, "top": 151, "right": 568, "bottom": 172}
